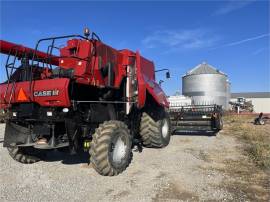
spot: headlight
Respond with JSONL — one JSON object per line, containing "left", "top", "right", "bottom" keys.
{"left": 62, "top": 108, "right": 69, "bottom": 113}
{"left": 47, "top": 111, "right": 53, "bottom": 117}
{"left": 12, "top": 112, "right": 17, "bottom": 117}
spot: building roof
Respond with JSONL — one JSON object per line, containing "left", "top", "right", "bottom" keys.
{"left": 231, "top": 92, "right": 270, "bottom": 98}
{"left": 184, "top": 62, "right": 227, "bottom": 76}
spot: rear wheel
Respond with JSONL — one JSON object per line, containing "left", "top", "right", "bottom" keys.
{"left": 89, "top": 120, "right": 132, "bottom": 176}
{"left": 140, "top": 109, "right": 171, "bottom": 148}
{"left": 7, "top": 145, "right": 41, "bottom": 164}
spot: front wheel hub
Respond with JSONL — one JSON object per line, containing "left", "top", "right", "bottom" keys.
{"left": 161, "top": 119, "right": 169, "bottom": 138}
{"left": 111, "top": 136, "right": 127, "bottom": 164}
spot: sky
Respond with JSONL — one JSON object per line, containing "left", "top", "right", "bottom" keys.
{"left": 0, "top": 0, "right": 269, "bottom": 95}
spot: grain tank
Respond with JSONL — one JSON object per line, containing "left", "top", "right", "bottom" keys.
{"left": 182, "top": 62, "right": 229, "bottom": 110}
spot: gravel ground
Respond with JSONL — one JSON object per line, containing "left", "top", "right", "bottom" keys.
{"left": 0, "top": 123, "right": 268, "bottom": 201}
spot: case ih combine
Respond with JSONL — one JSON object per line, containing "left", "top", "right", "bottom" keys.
{"left": 0, "top": 29, "right": 171, "bottom": 176}
{"left": 0, "top": 28, "right": 224, "bottom": 176}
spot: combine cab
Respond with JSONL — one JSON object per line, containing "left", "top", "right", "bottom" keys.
{"left": 0, "top": 29, "right": 171, "bottom": 176}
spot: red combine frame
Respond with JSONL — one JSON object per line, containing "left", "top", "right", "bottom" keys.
{"left": 0, "top": 29, "right": 171, "bottom": 176}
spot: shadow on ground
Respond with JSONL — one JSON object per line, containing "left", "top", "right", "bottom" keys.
{"left": 43, "top": 150, "right": 90, "bottom": 165}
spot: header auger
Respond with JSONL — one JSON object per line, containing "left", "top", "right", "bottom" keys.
{"left": 0, "top": 28, "right": 171, "bottom": 176}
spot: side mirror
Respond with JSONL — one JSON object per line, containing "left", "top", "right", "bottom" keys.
{"left": 166, "top": 71, "right": 170, "bottom": 79}
{"left": 155, "top": 68, "right": 170, "bottom": 79}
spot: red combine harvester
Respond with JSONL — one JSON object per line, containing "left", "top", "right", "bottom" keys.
{"left": 0, "top": 29, "right": 171, "bottom": 176}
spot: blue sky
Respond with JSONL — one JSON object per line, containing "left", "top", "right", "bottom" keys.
{"left": 0, "top": 0, "right": 269, "bottom": 95}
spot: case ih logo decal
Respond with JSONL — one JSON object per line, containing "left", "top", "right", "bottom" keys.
{"left": 34, "top": 90, "right": 59, "bottom": 97}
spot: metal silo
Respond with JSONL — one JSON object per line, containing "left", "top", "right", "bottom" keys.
{"left": 182, "top": 62, "right": 229, "bottom": 110}
{"left": 226, "top": 80, "right": 231, "bottom": 110}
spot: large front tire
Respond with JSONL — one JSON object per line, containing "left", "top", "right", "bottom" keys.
{"left": 89, "top": 120, "right": 132, "bottom": 176}
{"left": 140, "top": 110, "right": 171, "bottom": 148}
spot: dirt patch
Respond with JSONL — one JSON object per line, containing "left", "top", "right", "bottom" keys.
{"left": 105, "top": 189, "right": 114, "bottom": 196}
{"left": 113, "top": 190, "right": 130, "bottom": 200}
{"left": 80, "top": 163, "right": 93, "bottom": 168}
{"left": 184, "top": 148, "right": 212, "bottom": 162}
{"left": 153, "top": 182, "right": 199, "bottom": 202}
{"left": 180, "top": 139, "right": 192, "bottom": 143}
{"left": 218, "top": 159, "right": 270, "bottom": 201}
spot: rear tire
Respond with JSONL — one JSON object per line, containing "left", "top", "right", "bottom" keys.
{"left": 7, "top": 145, "right": 41, "bottom": 164}
{"left": 89, "top": 120, "right": 132, "bottom": 176}
{"left": 140, "top": 110, "right": 171, "bottom": 148}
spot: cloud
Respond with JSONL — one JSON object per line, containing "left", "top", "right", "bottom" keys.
{"left": 252, "top": 47, "right": 268, "bottom": 55}
{"left": 142, "top": 29, "right": 219, "bottom": 52}
{"left": 223, "top": 33, "right": 270, "bottom": 46}
{"left": 212, "top": 33, "right": 270, "bottom": 49}
{"left": 214, "top": 0, "right": 255, "bottom": 15}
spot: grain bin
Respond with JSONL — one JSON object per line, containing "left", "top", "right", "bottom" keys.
{"left": 226, "top": 79, "right": 231, "bottom": 110}
{"left": 182, "top": 62, "right": 230, "bottom": 110}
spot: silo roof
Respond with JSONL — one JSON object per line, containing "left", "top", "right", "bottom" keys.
{"left": 185, "top": 62, "right": 227, "bottom": 76}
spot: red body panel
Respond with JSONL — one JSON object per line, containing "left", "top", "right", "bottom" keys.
{"left": 135, "top": 51, "right": 169, "bottom": 108}
{"left": 0, "top": 78, "right": 70, "bottom": 107}
{"left": 59, "top": 39, "right": 127, "bottom": 88}
{"left": 0, "top": 38, "right": 169, "bottom": 109}
{"left": 145, "top": 81, "right": 169, "bottom": 107}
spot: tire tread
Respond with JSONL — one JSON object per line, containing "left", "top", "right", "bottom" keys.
{"left": 140, "top": 111, "right": 171, "bottom": 148}
{"left": 89, "top": 120, "right": 132, "bottom": 176}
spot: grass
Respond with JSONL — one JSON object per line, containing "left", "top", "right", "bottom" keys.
{"left": 224, "top": 115, "right": 270, "bottom": 170}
